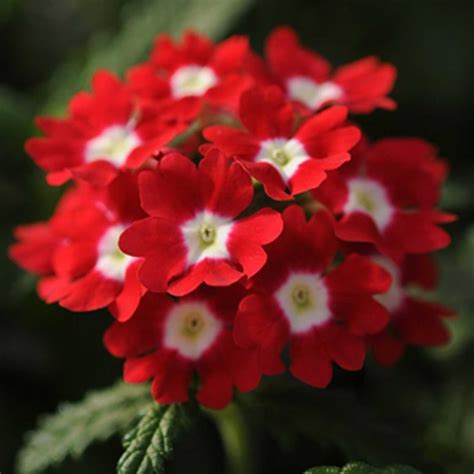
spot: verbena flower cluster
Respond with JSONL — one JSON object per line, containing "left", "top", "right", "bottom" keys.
{"left": 10, "top": 27, "right": 455, "bottom": 409}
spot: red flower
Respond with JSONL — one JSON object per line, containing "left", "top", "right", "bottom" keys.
{"left": 9, "top": 173, "right": 146, "bottom": 321}
{"left": 120, "top": 150, "right": 283, "bottom": 296}
{"left": 9, "top": 222, "right": 62, "bottom": 277}
{"left": 234, "top": 205, "right": 390, "bottom": 388}
{"left": 370, "top": 253, "right": 454, "bottom": 366}
{"left": 253, "top": 26, "right": 396, "bottom": 114}
{"left": 26, "top": 70, "right": 181, "bottom": 187}
{"left": 204, "top": 87, "right": 360, "bottom": 200}
{"left": 104, "top": 286, "right": 261, "bottom": 409}
{"left": 128, "top": 31, "right": 252, "bottom": 120}
{"left": 312, "top": 138, "right": 455, "bottom": 261}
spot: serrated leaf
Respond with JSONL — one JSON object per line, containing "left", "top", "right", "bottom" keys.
{"left": 304, "top": 462, "right": 421, "bottom": 474}
{"left": 16, "top": 381, "right": 151, "bottom": 474}
{"left": 117, "top": 403, "right": 191, "bottom": 474}
{"left": 304, "top": 467, "right": 341, "bottom": 474}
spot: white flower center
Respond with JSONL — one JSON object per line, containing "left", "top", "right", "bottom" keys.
{"left": 163, "top": 301, "right": 222, "bottom": 360}
{"left": 85, "top": 125, "right": 141, "bottom": 168}
{"left": 181, "top": 211, "right": 233, "bottom": 266}
{"left": 287, "top": 76, "right": 343, "bottom": 110}
{"left": 255, "top": 138, "right": 311, "bottom": 183}
{"left": 344, "top": 178, "right": 394, "bottom": 230}
{"left": 372, "top": 255, "right": 405, "bottom": 312}
{"left": 170, "top": 65, "right": 218, "bottom": 98}
{"left": 275, "top": 272, "right": 331, "bottom": 334}
{"left": 95, "top": 225, "right": 136, "bottom": 281}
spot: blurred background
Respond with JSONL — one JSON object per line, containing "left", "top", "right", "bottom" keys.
{"left": 1, "top": 0, "right": 473, "bottom": 472}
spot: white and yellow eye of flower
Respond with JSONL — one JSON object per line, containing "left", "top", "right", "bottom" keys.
{"left": 85, "top": 125, "right": 141, "bottom": 167}
{"left": 255, "top": 138, "right": 311, "bottom": 183}
{"left": 371, "top": 255, "right": 405, "bottom": 312}
{"left": 287, "top": 76, "right": 343, "bottom": 110}
{"left": 181, "top": 211, "right": 233, "bottom": 266}
{"left": 170, "top": 65, "right": 218, "bottom": 98}
{"left": 344, "top": 177, "right": 394, "bottom": 230}
{"left": 163, "top": 302, "right": 222, "bottom": 359}
{"left": 275, "top": 272, "right": 331, "bottom": 334}
{"left": 96, "top": 225, "right": 136, "bottom": 281}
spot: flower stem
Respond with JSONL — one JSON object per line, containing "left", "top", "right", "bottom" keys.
{"left": 207, "top": 403, "right": 253, "bottom": 474}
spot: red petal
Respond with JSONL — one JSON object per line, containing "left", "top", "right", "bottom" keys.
{"left": 59, "top": 271, "right": 121, "bottom": 312}
{"left": 108, "top": 261, "right": 145, "bottom": 322}
{"left": 71, "top": 161, "right": 118, "bottom": 187}
{"left": 370, "top": 331, "right": 405, "bottom": 366}
{"left": 211, "top": 35, "right": 249, "bottom": 74}
{"left": 103, "top": 293, "right": 170, "bottom": 357}
{"left": 168, "top": 259, "right": 242, "bottom": 296}
{"left": 325, "top": 325, "right": 366, "bottom": 371}
{"left": 199, "top": 149, "right": 253, "bottom": 217}
{"left": 138, "top": 153, "right": 201, "bottom": 220}
{"left": 151, "top": 353, "right": 193, "bottom": 404}
{"left": 124, "top": 353, "right": 161, "bottom": 383}
{"left": 326, "top": 253, "right": 392, "bottom": 295}
{"left": 290, "top": 332, "right": 333, "bottom": 388}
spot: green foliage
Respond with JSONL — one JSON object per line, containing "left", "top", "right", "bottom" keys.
{"left": 206, "top": 403, "right": 254, "bottom": 474}
{"left": 16, "top": 381, "right": 151, "bottom": 474}
{"left": 43, "top": 0, "right": 254, "bottom": 115}
{"left": 250, "top": 380, "right": 418, "bottom": 466}
{"left": 304, "top": 462, "right": 421, "bottom": 474}
{"left": 117, "top": 403, "right": 191, "bottom": 474}
{"left": 305, "top": 468, "right": 341, "bottom": 474}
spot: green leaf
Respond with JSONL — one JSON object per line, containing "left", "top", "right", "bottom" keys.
{"left": 117, "top": 403, "right": 191, "bottom": 474}
{"left": 43, "top": 0, "right": 254, "bottom": 115}
{"left": 304, "top": 467, "right": 341, "bottom": 474}
{"left": 251, "top": 379, "right": 418, "bottom": 466}
{"left": 206, "top": 403, "right": 254, "bottom": 474}
{"left": 304, "top": 462, "right": 421, "bottom": 474}
{"left": 17, "top": 381, "right": 151, "bottom": 474}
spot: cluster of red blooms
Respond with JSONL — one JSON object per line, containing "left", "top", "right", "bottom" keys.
{"left": 10, "top": 27, "right": 455, "bottom": 409}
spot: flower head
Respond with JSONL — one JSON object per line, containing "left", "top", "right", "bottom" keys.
{"left": 119, "top": 149, "right": 283, "bottom": 295}
{"left": 10, "top": 173, "right": 146, "bottom": 320}
{"left": 254, "top": 26, "right": 397, "bottom": 114}
{"left": 128, "top": 32, "right": 253, "bottom": 120}
{"left": 312, "top": 138, "right": 455, "bottom": 261}
{"left": 10, "top": 27, "right": 456, "bottom": 410}
{"left": 104, "top": 286, "right": 261, "bottom": 409}
{"left": 234, "top": 205, "right": 391, "bottom": 388}
{"left": 26, "top": 71, "right": 181, "bottom": 187}
{"left": 204, "top": 86, "right": 360, "bottom": 200}
{"left": 370, "top": 253, "right": 454, "bottom": 365}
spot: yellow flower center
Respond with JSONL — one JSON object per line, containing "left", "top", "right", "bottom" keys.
{"left": 181, "top": 312, "right": 205, "bottom": 338}
{"left": 271, "top": 148, "right": 291, "bottom": 166}
{"left": 354, "top": 190, "right": 376, "bottom": 213}
{"left": 291, "top": 285, "right": 312, "bottom": 309}
{"left": 199, "top": 224, "right": 216, "bottom": 245}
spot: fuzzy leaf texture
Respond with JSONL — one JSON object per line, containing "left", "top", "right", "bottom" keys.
{"left": 117, "top": 403, "right": 191, "bottom": 474}
{"left": 304, "top": 462, "right": 422, "bottom": 474}
{"left": 16, "top": 381, "right": 151, "bottom": 474}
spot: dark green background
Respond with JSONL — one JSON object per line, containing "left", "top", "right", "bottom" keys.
{"left": 1, "top": 0, "right": 473, "bottom": 472}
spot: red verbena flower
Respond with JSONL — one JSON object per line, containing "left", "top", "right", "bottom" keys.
{"left": 234, "top": 205, "right": 391, "bottom": 388}
{"left": 251, "top": 26, "right": 397, "bottom": 114}
{"left": 10, "top": 173, "right": 146, "bottom": 320}
{"left": 128, "top": 32, "right": 252, "bottom": 121}
{"left": 119, "top": 149, "right": 283, "bottom": 296}
{"left": 204, "top": 86, "right": 360, "bottom": 200}
{"left": 370, "top": 253, "right": 454, "bottom": 365}
{"left": 312, "top": 138, "right": 455, "bottom": 261}
{"left": 26, "top": 70, "right": 181, "bottom": 187}
{"left": 104, "top": 286, "right": 261, "bottom": 409}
